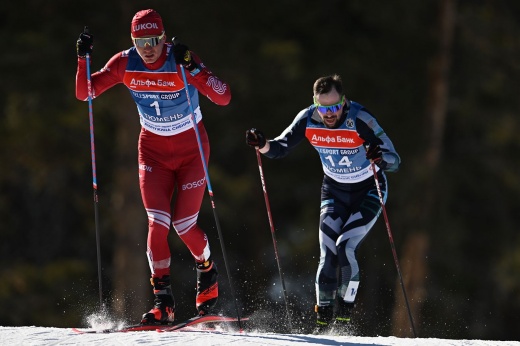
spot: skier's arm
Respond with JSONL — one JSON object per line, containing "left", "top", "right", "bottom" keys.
{"left": 76, "top": 52, "right": 126, "bottom": 101}
{"left": 356, "top": 110, "right": 401, "bottom": 172}
{"left": 262, "top": 109, "right": 309, "bottom": 159}
{"left": 180, "top": 52, "right": 231, "bottom": 106}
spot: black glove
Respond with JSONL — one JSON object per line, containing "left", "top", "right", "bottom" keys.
{"left": 77, "top": 27, "right": 94, "bottom": 58}
{"left": 246, "top": 128, "right": 266, "bottom": 149}
{"left": 172, "top": 38, "right": 198, "bottom": 72}
{"left": 365, "top": 144, "right": 383, "bottom": 164}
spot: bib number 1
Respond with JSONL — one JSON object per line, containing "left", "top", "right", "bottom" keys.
{"left": 150, "top": 101, "right": 161, "bottom": 116}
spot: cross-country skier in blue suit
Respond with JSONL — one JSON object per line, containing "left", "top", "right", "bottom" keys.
{"left": 246, "top": 74, "right": 400, "bottom": 333}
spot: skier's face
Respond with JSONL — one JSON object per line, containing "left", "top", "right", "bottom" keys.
{"left": 314, "top": 90, "right": 346, "bottom": 128}
{"left": 133, "top": 33, "right": 166, "bottom": 64}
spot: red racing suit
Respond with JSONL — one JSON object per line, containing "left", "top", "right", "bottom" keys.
{"left": 76, "top": 43, "right": 231, "bottom": 278}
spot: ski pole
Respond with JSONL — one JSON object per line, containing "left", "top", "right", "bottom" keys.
{"left": 84, "top": 25, "right": 103, "bottom": 308}
{"left": 369, "top": 160, "right": 416, "bottom": 337}
{"left": 255, "top": 149, "right": 293, "bottom": 332}
{"left": 174, "top": 38, "right": 242, "bottom": 328}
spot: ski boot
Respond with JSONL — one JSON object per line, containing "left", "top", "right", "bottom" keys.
{"left": 313, "top": 305, "right": 333, "bottom": 334}
{"left": 195, "top": 258, "right": 218, "bottom": 315}
{"left": 141, "top": 276, "right": 175, "bottom": 324}
{"left": 331, "top": 299, "right": 354, "bottom": 334}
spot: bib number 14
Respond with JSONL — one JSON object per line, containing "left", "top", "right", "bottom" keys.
{"left": 325, "top": 155, "right": 353, "bottom": 167}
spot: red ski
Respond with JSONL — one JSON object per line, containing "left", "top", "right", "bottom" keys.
{"left": 72, "top": 314, "right": 248, "bottom": 334}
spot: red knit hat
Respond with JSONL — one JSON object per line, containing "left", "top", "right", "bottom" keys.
{"left": 131, "top": 9, "right": 164, "bottom": 38}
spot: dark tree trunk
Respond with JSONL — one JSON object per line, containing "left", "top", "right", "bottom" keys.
{"left": 391, "top": 0, "right": 456, "bottom": 337}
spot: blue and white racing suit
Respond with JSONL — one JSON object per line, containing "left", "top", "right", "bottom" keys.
{"left": 263, "top": 100, "right": 400, "bottom": 307}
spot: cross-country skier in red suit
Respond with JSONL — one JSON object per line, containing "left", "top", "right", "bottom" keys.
{"left": 75, "top": 9, "right": 229, "bottom": 325}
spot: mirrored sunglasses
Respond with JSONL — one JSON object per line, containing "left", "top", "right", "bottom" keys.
{"left": 314, "top": 96, "right": 345, "bottom": 113}
{"left": 133, "top": 32, "right": 165, "bottom": 47}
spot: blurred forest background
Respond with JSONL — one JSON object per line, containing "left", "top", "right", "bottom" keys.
{"left": 1, "top": 0, "right": 520, "bottom": 341}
